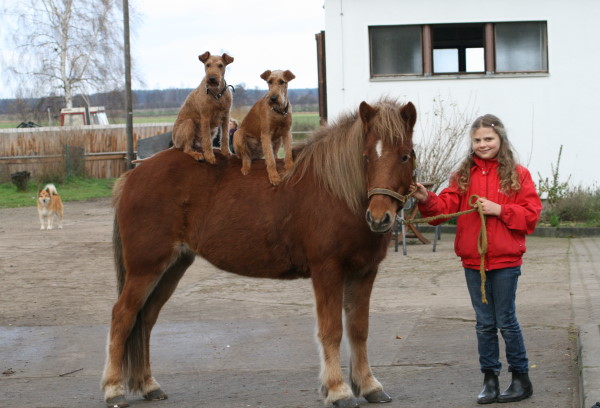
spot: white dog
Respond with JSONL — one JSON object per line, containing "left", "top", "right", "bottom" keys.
{"left": 37, "top": 184, "right": 63, "bottom": 230}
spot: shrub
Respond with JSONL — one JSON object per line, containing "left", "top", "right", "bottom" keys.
{"left": 541, "top": 185, "right": 600, "bottom": 227}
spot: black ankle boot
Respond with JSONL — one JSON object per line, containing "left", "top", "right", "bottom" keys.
{"left": 497, "top": 371, "right": 533, "bottom": 403}
{"left": 477, "top": 371, "right": 499, "bottom": 404}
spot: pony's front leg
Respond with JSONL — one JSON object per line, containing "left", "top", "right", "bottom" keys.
{"left": 312, "top": 270, "right": 358, "bottom": 408}
{"left": 344, "top": 271, "right": 392, "bottom": 404}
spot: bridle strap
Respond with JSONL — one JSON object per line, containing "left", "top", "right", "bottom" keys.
{"left": 366, "top": 150, "right": 418, "bottom": 209}
{"left": 367, "top": 187, "right": 408, "bottom": 204}
{"left": 367, "top": 188, "right": 411, "bottom": 204}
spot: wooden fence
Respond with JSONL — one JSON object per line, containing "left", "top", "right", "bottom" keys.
{"left": 0, "top": 123, "right": 172, "bottom": 181}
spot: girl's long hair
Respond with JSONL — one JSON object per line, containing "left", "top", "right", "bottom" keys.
{"left": 453, "top": 114, "right": 521, "bottom": 194}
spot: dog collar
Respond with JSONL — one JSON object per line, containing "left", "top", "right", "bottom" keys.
{"left": 271, "top": 102, "right": 289, "bottom": 117}
{"left": 206, "top": 82, "right": 235, "bottom": 100}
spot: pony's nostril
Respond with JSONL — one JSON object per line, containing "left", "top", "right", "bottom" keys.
{"left": 383, "top": 212, "right": 392, "bottom": 226}
{"left": 366, "top": 210, "right": 373, "bottom": 224}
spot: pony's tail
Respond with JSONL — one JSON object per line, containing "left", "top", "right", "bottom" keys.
{"left": 112, "top": 172, "right": 130, "bottom": 295}
{"left": 111, "top": 171, "right": 147, "bottom": 394}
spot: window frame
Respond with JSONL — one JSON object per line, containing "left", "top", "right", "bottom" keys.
{"left": 368, "top": 21, "right": 548, "bottom": 80}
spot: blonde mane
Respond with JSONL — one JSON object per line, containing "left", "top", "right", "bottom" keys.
{"left": 285, "top": 98, "right": 409, "bottom": 214}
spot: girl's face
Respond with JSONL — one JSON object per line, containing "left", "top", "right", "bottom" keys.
{"left": 471, "top": 127, "right": 501, "bottom": 160}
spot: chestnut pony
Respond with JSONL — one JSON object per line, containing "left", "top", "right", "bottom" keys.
{"left": 102, "top": 98, "right": 417, "bottom": 408}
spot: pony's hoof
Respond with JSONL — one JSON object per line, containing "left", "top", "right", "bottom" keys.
{"left": 332, "top": 396, "right": 360, "bottom": 408}
{"left": 144, "top": 388, "right": 168, "bottom": 401}
{"left": 106, "top": 395, "right": 129, "bottom": 408}
{"left": 364, "top": 389, "right": 392, "bottom": 403}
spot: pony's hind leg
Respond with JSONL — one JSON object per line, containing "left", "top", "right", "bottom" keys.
{"left": 311, "top": 265, "right": 357, "bottom": 407}
{"left": 139, "top": 249, "right": 196, "bottom": 401}
{"left": 103, "top": 277, "right": 156, "bottom": 407}
{"left": 343, "top": 271, "right": 391, "bottom": 403}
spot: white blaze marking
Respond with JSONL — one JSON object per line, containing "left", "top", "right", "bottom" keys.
{"left": 375, "top": 140, "right": 383, "bottom": 158}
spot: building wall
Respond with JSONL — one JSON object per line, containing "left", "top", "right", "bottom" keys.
{"left": 324, "top": 0, "right": 600, "bottom": 187}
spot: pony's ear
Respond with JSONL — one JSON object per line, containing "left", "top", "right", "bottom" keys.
{"left": 260, "top": 70, "right": 272, "bottom": 81}
{"left": 198, "top": 51, "right": 211, "bottom": 63}
{"left": 359, "top": 101, "right": 378, "bottom": 126}
{"left": 222, "top": 53, "right": 234, "bottom": 65}
{"left": 400, "top": 102, "right": 417, "bottom": 130}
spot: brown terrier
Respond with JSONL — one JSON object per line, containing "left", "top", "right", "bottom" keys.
{"left": 172, "top": 51, "right": 234, "bottom": 163}
{"left": 233, "top": 69, "right": 295, "bottom": 185}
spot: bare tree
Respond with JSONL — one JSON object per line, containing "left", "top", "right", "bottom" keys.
{"left": 3, "top": 0, "right": 124, "bottom": 108}
{"left": 414, "top": 94, "right": 478, "bottom": 192}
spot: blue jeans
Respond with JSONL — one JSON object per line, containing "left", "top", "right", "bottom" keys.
{"left": 464, "top": 266, "right": 529, "bottom": 374}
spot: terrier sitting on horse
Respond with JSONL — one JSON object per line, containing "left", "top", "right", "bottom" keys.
{"left": 233, "top": 69, "right": 295, "bottom": 185}
{"left": 171, "top": 51, "right": 234, "bottom": 163}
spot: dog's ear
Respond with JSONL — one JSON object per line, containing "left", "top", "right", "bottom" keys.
{"left": 283, "top": 70, "right": 296, "bottom": 82}
{"left": 222, "top": 53, "right": 234, "bottom": 65}
{"left": 198, "top": 51, "right": 211, "bottom": 63}
{"left": 260, "top": 70, "right": 272, "bottom": 81}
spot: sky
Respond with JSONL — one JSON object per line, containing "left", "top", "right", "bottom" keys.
{"left": 0, "top": 0, "right": 326, "bottom": 98}
{"left": 130, "top": 0, "right": 325, "bottom": 92}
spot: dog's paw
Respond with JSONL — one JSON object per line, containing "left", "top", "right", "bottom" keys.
{"left": 269, "top": 173, "right": 281, "bottom": 186}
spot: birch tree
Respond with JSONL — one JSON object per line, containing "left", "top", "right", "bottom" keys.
{"left": 3, "top": 0, "right": 124, "bottom": 108}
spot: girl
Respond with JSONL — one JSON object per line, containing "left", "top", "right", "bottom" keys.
{"left": 411, "top": 114, "right": 542, "bottom": 404}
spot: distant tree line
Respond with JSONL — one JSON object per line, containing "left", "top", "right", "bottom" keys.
{"left": 0, "top": 85, "right": 318, "bottom": 124}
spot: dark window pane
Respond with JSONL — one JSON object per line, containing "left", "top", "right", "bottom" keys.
{"left": 370, "top": 25, "right": 422, "bottom": 75}
{"left": 495, "top": 22, "right": 548, "bottom": 72}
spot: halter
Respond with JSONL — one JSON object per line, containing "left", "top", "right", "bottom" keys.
{"left": 206, "top": 82, "right": 235, "bottom": 100}
{"left": 366, "top": 150, "right": 418, "bottom": 211}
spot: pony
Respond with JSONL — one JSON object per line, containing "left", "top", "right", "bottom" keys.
{"left": 102, "top": 97, "right": 417, "bottom": 408}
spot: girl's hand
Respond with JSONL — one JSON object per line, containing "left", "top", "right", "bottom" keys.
{"left": 410, "top": 183, "right": 428, "bottom": 202}
{"left": 477, "top": 197, "right": 502, "bottom": 216}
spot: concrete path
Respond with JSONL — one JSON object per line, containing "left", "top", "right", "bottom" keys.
{"left": 0, "top": 199, "right": 597, "bottom": 407}
{"left": 570, "top": 238, "right": 600, "bottom": 408}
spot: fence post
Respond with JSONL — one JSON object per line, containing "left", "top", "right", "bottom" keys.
{"left": 65, "top": 144, "right": 70, "bottom": 178}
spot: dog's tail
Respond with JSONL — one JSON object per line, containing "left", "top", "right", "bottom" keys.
{"left": 44, "top": 183, "right": 58, "bottom": 195}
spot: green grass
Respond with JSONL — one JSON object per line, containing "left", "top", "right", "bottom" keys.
{"left": 0, "top": 177, "right": 115, "bottom": 208}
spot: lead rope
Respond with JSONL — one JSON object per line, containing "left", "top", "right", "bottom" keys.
{"left": 403, "top": 194, "right": 489, "bottom": 304}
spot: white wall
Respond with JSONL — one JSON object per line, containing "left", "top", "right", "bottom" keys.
{"left": 324, "top": 0, "right": 600, "bottom": 187}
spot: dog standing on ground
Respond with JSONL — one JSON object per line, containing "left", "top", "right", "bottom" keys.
{"left": 172, "top": 51, "right": 234, "bottom": 163}
{"left": 233, "top": 69, "right": 295, "bottom": 185}
{"left": 37, "top": 184, "right": 63, "bottom": 230}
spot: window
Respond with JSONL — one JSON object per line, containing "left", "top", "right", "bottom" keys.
{"left": 370, "top": 25, "right": 422, "bottom": 75}
{"left": 432, "top": 24, "right": 485, "bottom": 74}
{"left": 369, "top": 21, "right": 548, "bottom": 78}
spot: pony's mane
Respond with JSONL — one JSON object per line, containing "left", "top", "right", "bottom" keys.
{"left": 284, "top": 97, "right": 409, "bottom": 214}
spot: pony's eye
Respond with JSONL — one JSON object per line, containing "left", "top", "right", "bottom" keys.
{"left": 401, "top": 154, "right": 410, "bottom": 163}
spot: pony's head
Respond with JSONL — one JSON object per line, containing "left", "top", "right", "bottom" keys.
{"left": 361, "top": 100, "right": 416, "bottom": 233}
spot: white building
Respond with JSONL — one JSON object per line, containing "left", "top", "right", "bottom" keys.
{"left": 322, "top": 0, "right": 600, "bottom": 187}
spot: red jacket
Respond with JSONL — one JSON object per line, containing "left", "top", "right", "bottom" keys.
{"left": 418, "top": 157, "right": 542, "bottom": 270}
